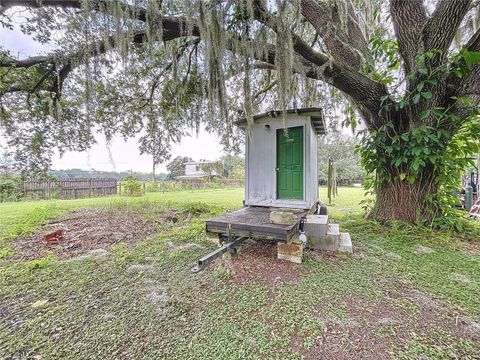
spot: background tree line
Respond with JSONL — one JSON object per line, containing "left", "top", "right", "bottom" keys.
{"left": 318, "top": 132, "right": 365, "bottom": 183}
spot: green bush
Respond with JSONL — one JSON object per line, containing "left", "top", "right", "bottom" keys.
{"left": 182, "top": 201, "right": 217, "bottom": 215}
{"left": 0, "top": 175, "right": 22, "bottom": 202}
{"left": 122, "top": 176, "right": 144, "bottom": 197}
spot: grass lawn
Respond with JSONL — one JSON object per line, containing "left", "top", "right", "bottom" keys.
{"left": 1, "top": 187, "right": 479, "bottom": 359}
{"left": 0, "top": 188, "right": 245, "bottom": 242}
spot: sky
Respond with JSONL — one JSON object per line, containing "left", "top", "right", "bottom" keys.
{"left": 0, "top": 18, "right": 232, "bottom": 173}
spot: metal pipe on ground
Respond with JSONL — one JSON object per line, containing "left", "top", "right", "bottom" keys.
{"left": 191, "top": 236, "right": 245, "bottom": 273}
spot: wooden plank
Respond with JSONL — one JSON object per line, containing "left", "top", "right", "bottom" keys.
{"left": 206, "top": 207, "right": 306, "bottom": 242}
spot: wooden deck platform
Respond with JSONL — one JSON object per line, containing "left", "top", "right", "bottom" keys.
{"left": 206, "top": 207, "right": 307, "bottom": 242}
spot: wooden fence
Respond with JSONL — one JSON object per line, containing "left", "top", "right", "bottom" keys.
{"left": 19, "top": 178, "right": 117, "bottom": 200}
{"left": 142, "top": 179, "right": 244, "bottom": 192}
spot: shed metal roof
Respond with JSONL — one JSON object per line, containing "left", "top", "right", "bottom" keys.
{"left": 235, "top": 107, "right": 326, "bottom": 135}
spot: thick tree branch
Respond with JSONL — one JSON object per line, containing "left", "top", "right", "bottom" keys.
{"left": 1, "top": 30, "right": 145, "bottom": 68}
{"left": 0, "top": 0, "right": 148, "bottom": 21}
{"left": 465, "top": 27, "right": 480, "bottom": 51}
{"left": 445, "top": 64, "right": 480, "bottom": 128}
{"left": 390, "top": 0, "right": 427, "bottom": 74}
{"left": 233, "top": 36, "right": 387, "bottom": 122}
{"left": 300, "top": 0, "right": 366, "bottom": 70}
{"left": 0, "top": 56, "right": 52, "bottom": 68}
{"left": 457, "top": 64, "right": 480, "bottom": 99}
{"left": 2, "top": 0, "right": 387, "bottom": 127}
{"left": 250, "top": 1, "right": 330, "bottom": 69}
{"left": 423, "top": 0, "right": 472, "bottom": 55}
{"left": 251, "top": 0, "right": 386, "bottom": 123}
{"left": 1, "top": 15, "right": 201, "bottom": 69}
{"left": 337, "top": 0, "right": 370, "bottom": 59}
{"left": 1, "top": 30, "right": 150, "bottom": 97}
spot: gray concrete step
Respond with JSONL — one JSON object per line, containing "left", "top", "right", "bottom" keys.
{"left": 306, "top": 223, "right": 340, "bottom": 251}
{"left": 326, "top": 223, "right": 340, "bottom": 241}
{"left": 327, "top": 223, "right": 339, "bottom": 235}
{"left": 305, "top": 214, "right": 328, "bottom": 237}
{"left": 338, "top": 232, "right": 353, "bottom": 253}
{"left": 324, "top": 223, "right": 340, "bottom": 251}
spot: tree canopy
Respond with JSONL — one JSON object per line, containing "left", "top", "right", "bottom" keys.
{"left": 1, "top": 0, "right": 480, "bottom": 223}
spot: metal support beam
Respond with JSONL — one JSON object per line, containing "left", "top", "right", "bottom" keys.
{"left": 191, "top": 223, "right": 246, "bottom": 273}
{"left": 191, "top": 236, "right": 245, "bottom": 273}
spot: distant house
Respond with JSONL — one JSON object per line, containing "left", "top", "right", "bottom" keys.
{"left": 176, "top": 161, "right": 218, "bottom": 180}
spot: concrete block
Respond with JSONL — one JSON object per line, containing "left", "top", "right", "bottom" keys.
{"left": 326, "top": 223, "right": 340, "bottom": 239}
{"left": 306, "top": 214, "right": 328, "bottom": 225}
{"left": 270, "top": 211, "right": 296, "bottom": 225}
{"left": 325, "top": 223, "right": 340, "bottom": 251}
{"left": 338, "top": 232, "right": 353, "bottom": 253}
{"left": 306, "top": 223, "right": 340, "bottom": 251}
{"left": 277, "top": 241, "right": 303, "bottom": 264}
{"left": 304, "top": 215, "right": 328, "bottom": 239}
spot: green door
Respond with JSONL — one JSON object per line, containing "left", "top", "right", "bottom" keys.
{"left": 276, "top": 126, "right": 304, "bottom": 200}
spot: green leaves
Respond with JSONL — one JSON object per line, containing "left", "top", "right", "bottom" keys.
{"left": 359, "top": 103, "right": 480, "bottom": 225}
{"left": 459, "top": 49, "right": 480, "bottom": 66}
{"left": 367, "top": 37, "right": 400, "bottom": 85}
{"left": 419, "top": 110, "right": 430, "bottom": 119}
{"left": 421, "top": 92, "right": 432, "bottom": 100}
{"left": 418, "top": 67, "right": 428, "bottom": 76}
{"left": 412, "top": 91, "right": 432, "bottom": 104}
{"left": 449, "top": 49, "right": 480, "bottom": 79}
{"left": 360, "top": 123, "right": 444, "bottom": 182}
{"left": 412, "top": 93, "right": 421, "bottom": 104}
{"left": 357, "top": 47, "right": 480, "bottom": 225}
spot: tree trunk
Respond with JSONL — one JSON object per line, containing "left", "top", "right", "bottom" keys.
{"left": 152, "top": 158, "right": 156, "bottom": 183}
{"left": 369, "top": 173, "right": 438, "bottom": 223}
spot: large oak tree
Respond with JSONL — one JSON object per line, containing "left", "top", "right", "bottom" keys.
{"left": 0, "top": 0, "right": 479, "bottom": 223}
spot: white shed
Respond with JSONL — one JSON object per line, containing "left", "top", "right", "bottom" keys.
{"left": 236, "top": 108, "right": 325, "bottom": 210}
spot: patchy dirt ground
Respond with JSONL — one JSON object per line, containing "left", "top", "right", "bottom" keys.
{"left": 216, "top": 242, "right": 480, "bottom": 360}
{"left": 307, "top": 287, "right": 480, "bottom": 359}
{"left": 1, "top": 202, "right": 479, "bottom": 359}
{"left": 230, "top": 240, "right": 310, "bottom": 286}
{"left": 9, "top": 208, "right": 180, "bottom": 260}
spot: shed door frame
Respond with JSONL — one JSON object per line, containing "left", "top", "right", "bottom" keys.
{"left": 276, "top": 125, "right": 305, "bottom": 201}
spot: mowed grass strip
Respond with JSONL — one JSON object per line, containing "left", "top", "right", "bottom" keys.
{"left": 0, "top": 187, "right": 479, "bottom": 359}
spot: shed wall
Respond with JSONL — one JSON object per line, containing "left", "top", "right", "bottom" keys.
{"left": 245, "top": 114, "right": 318, "bottom": 209}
